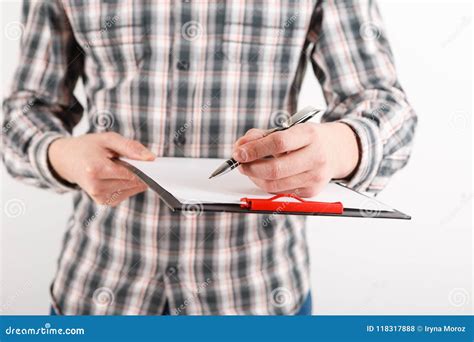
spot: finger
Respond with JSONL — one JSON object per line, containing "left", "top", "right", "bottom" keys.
{"left": 240, "top": 145, "right": 314, "bottom": 180}
{"left": 292, "top": 185, "right": 327, "bottom": 198}
{"left": 254, "top": 185, "right": 325, "bottom": 198}
{"left": 107, "top": 184, "right": 148, "bottom": 206}
{"left": 248, "top": 171, "right": 326, "bottom": 194}
{"left": 92, "top": 183, "right": 148, "bottom": 206}
{"left": 234, "top": 128, "right": 268, "bottom": 149}
{"left": 87, "top": 178, "right": 146, "bottom": 197}
{"left": 88, "top": 159, "right": 139, "bottom": 181}
{"left": 233, "top": 124, "right": 316, "bottom": 163}
{"left": 100, "top": 132, "right": 156, "bottom": 160}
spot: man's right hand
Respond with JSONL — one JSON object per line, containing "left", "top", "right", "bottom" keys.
{"left": 48, "top": 132, "right": 155, "bottom": 206}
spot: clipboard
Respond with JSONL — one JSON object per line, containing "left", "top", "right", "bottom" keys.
{"left": 118, "top": 158, "right": 410, "bottom": 220}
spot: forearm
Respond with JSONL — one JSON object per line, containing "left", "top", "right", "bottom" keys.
{"left": 309, "top": 0, "right": 418, "bottom": 192}
{"left": 316, "top": 122, "right": 360, "bottom": 180}
{"left": 328, "top": 91, "right": 417, "bottom": 192}
{"left": 2, "top": 95, "right": 75, "bottom": 191}
{"left": 1, "top": 0, "right": 84, "bottom": 192}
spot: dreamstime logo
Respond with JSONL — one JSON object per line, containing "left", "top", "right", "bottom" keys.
{"left": 449, "top": 110, "right": 469, "bottom": 131}
{"left": 283, "top": 12, "right": 299, "bottom": 29}
{"left": 369, "top": 103, "right": 389, "bottom": 120}
{"left": 83, "top": 15, "right": 120, "bottom": 49}
{"left": 2, "top": 117, "right": 18, "bottom": 135}
{"left": 448, "top": 288, "right": 470, "bottom": 308}
{"left": 362, "top": 280, "right": 387, "bottom": 306}
{"left": 2, "top": 99, "right": 35, "bottom": 135}
{"left": 181, "top": 202, "right": 204, "bottom": 218}
{"left": 359, "top": 198, "right": 382, "bottom": 218}
{"left": 83, "top": 190, "right": 122, "bottom": 227}
{"left": 261, "top": 193, "right": 299, "bottom": 228}
{"left": 273, "top": 12, "right": 300, "bottom": 40}
{"left": 92, "top": 287, "right": 115, "bottom": 306}
{"left": 181, "top": 21, "right": 203, "bottom": 41}
{"left": 0, "top": 281, "right": 31, "bottom": 314}
{"left": 270, "top": 287, "right": 293, "bottom": 308}
{"left": 441, "top": 16, "right": 471, "bottom": 48}
{"left": 4, "top": 21, "right": 24, "bottom": 40}
{"left": 173, "top": 118, "right": 194, "bottom": 141}
{"left": 359, "top": 22, "right": 381, "bottom": 41}
{"left": 440, "top": 192, "right": 473, "bottom": 225}
{"left": 4, "top": 322, "right": 85, "bottom": 335}
{"left": 4, "top": 199, "right": 26, "bottom": 218}
{"left": 91, "top": 110, "right": 115, "bottom": 130}
{"left": 174, "top": 277, "right": 213, "bottom": 315}
{"left": 270, "top": 110, "right": 291, "bottom": 128}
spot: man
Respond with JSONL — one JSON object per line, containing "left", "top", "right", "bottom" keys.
{"left": 2, "top": 0, "right": 416, "bottom": 315}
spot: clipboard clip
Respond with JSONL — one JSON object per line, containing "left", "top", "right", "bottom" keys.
{"left": 240, "top": 193, "right": 344, "bottom": 214}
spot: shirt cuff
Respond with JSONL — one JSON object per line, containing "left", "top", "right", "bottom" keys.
{"left": 338, "top": 117, "right": 383, "bottom": 192}
{"left": 28, "top": 132, "right": 78, "bottom": 193}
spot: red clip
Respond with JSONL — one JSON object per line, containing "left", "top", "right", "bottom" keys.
{"left": 240, "top": 193, "right": 343, "bottom": 214}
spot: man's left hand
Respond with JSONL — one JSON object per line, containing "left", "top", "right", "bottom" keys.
{"left": 232, "top": 122, "right": 360, "bottom": 197}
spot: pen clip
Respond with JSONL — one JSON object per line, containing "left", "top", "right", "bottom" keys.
{"left": 263, "top": 107, "right": 322, "bottom": 136}
{"left": 264, "top": 107, "right": 320, "bottom": 136}
{"left": 287, "top": 106, "right": 321, "bottom": 126}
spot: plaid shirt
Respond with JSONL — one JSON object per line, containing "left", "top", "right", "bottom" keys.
{"left": 2, "top": 0, "right": 416, "bottom": 315}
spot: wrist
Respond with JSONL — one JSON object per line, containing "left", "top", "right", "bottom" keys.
{"left": 322, "top": 122, "right": 360, "bottom": 179}
{"left": 47, "top": 137, "right": 76, "bottom": 185}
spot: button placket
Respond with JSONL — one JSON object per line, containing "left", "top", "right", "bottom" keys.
{"left": 170, "top": 1, "right": 197, "bottom": 156}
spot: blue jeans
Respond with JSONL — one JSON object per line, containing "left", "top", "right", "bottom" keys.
{"left": 296, "top": 292, "right": 312, "bottom": 315}
{"left": 50, "top": 292, "right": 312, "bottom": 315}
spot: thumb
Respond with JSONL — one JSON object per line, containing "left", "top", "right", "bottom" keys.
{"left": 102, "top": 132, "right": 156, "bottom": 160}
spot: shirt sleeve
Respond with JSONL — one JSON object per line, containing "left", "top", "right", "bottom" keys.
{"left": 308, "top": 0, "right": 417, "bottom": 193}
{"left": 1, "top": 0, "right": 84, "bottom": 193}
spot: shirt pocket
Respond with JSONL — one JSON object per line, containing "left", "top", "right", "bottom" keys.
{"left": 79, "top": 24, "right": 146, "bottom": 74}
{"left": 221, "top": 3, "right": 309, "bottom": 68}
{"left": 63, "top": 0, "right": 148, "bottom": 73}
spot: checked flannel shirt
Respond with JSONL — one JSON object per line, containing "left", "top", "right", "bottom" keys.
{"left": 2, "top": 0, "right": 416, "bottom": 315}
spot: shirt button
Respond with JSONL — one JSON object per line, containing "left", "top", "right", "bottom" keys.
{"left": 177, "top": 60, "right": 189, "bottom": 71}
{"left": 166, "top": 266, "right": 178, "bottom": 277}
{"left": 173, "top": 134, "right": 186, "bottom": 147}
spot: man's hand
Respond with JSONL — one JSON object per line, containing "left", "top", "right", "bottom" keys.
{"left": 48, "top": 132, "right": 155, "bottom": 206}
{"left": 232, "top": 122, "right": 360, "bottom": 197}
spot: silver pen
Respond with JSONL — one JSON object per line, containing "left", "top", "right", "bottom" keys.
{"left": 208, "top": 106, "right": 323, "bottom": 179}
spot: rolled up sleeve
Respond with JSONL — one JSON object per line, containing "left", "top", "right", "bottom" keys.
{"left": 309, "top": 0, "right": 417, "bottom": 193}
{"left": 1, "top": 0, "right": 84, "bottom": 193}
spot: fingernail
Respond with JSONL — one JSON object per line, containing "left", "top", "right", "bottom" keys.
{"left": 233, "top": 148, "right": 247, "bottom": 162}
{"left": 141, "top": 149, "right": 156, "bottom": 160}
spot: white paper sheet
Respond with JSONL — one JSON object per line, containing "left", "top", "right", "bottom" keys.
{"left": 123, "top": 157, "right": 394, "bottom": 212}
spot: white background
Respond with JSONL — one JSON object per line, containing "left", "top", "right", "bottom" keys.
{"left": 1, "top": 0, "right": 472, "bottom": 315}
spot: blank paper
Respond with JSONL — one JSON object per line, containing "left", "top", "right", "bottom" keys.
{"left": 122, "top": 157, "right": 394, "bottom": 212}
